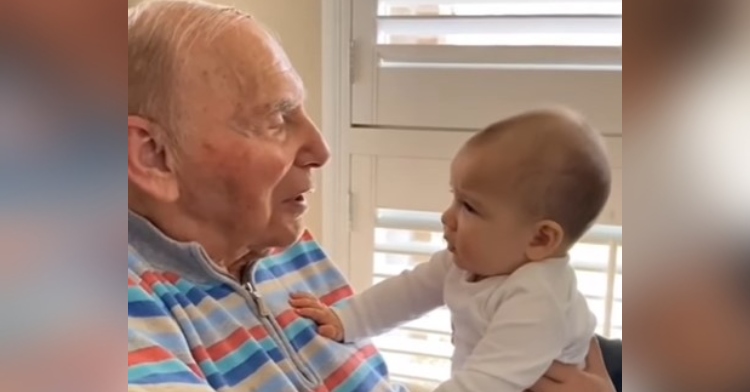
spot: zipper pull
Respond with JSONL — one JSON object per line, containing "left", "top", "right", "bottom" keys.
{"left": 245, "top": 283, "right": 271, "bottom": 317}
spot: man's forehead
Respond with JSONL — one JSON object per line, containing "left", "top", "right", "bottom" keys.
{"left": 184, "top": 19, "right": 305, "bottom": 111}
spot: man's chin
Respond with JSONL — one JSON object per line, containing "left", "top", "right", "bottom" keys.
{"left": 261, "top": 222, "right": 305, "bottom": 250}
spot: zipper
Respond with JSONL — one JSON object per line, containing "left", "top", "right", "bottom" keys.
{"left": 242, "top": 275, "right": 321, "bottom": 390}
{"left": 193, "top": 247, "right": 321, "bottom": 390}
{"left": 244, "top": 281, "right": 271, "bottom": 318}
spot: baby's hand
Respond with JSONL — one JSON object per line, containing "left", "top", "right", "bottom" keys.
{"left": 289, "top": 293, "right": 345, "bottom": 342}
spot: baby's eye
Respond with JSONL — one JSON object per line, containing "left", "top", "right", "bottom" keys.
{"left": 461, "top": 201, "right": 477, "bottom": 214}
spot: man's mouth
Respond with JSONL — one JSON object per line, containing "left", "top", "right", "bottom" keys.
{"left": 284, "top": 188, "right": 313, "bottom": 204}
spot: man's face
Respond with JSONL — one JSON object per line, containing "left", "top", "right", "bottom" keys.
{"left": 173, "top": 23, "right": 330, "bottom": 254}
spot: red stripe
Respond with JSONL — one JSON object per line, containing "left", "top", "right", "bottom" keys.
{"left": 205, "top": 325, "right": 268, "bottom": 361}
{"left": 129, "top": 346, "right": 174, "bottom": 367}
{"left": 191, "top": 345, "right": 210, "bottom": 364}
{"left": 320, "top": 286, "right": 354, "bottom": 306}
{"left": 276, "top": 309, "right": 299, "bottom": 329}
{"left": 162, "top": 272, "right": 182, "bottom": 285}
{"left": 129, "top": 275, "right": 154, "bottom": 295}
{"left": 323, "top": 345, "right": 379, "bottom": 390}
{"left": 140, "top": 271, "right": 170, "bottom": 288}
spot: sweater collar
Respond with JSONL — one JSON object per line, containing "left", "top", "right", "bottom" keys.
{"left": 128, "top": 210, "right": 227, "bottom": 284}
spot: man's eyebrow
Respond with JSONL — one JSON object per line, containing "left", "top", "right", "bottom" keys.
{"left": 270, "top": 90, "right": 307, "bottom": 114}
{"left": 273, "top": 99, "right": 298, "bottom": 114}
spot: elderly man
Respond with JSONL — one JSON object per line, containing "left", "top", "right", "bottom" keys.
{"left": 128, "top": 1, "right": 615, "bottom": 391}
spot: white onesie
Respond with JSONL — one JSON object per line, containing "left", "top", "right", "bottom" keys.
{"left": 334, "top": 250, "right": 596, "bottom": 392}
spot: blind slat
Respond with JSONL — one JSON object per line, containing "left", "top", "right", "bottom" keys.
{"left": 379, "top": 15, "right": 622, "bottom": 37}
{"left": 380, "top": 0, "right": 621, "bottom": 17}
{"left": 381, "top": 0, "right": 619, "bottom": 7}
{"left": 377, "top": 44, "right": 622, "bottom": 65}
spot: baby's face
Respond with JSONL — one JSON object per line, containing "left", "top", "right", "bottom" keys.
{"left": 441, "top": 147, "right": 538, "bottom": 277}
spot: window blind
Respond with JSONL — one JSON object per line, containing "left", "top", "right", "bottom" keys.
{"left": 377, "top": 0, "right": 622, "bottom": 47}
{"left": 351, "top": 0, "right": 623, "bottom": 132}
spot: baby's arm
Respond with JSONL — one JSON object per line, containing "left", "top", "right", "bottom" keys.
{"left": 434, "top": 285, "right": 574, "bottom": 392}
{"left": 291, "top": 250, "right": 452, "bottom": 342}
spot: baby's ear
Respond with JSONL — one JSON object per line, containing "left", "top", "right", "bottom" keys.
{"left": 525, "top": 220, "right": 565, "bottom": 261}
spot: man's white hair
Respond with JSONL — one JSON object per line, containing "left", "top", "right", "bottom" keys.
{"left": 128, "top": 0, "right": 251, "bottom": 146}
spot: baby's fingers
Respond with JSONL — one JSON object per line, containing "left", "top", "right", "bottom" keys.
{"left": 296, "top": 307, "right": 334, "bottom": 324}
{"left": 289, "top": 296, "right": 323, "bottom": 309}
{"left": 319, "top": 325, "right": 343, "bottom": 342}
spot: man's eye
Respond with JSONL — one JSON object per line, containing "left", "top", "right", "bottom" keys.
{"left": 268, "top": 116, "right": 286, "bottom": 131}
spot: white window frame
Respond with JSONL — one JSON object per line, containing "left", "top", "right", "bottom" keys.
{"left": 321, "top": 0, "right": 355, "bottom": 275}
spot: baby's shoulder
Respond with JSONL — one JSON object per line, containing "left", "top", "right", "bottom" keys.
{"left": 498, "top": 258, "right": 576, "bottom": 300}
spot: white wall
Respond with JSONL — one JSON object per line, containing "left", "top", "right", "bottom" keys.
{"left": 129, "top": 0, "right": 326, "bottom": 240}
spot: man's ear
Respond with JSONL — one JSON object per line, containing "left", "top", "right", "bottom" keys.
{"left": 128, "top": 116, "right": 180, "bottom": 202}
{"left": 525, "top": 220, "right": 566, "bottom": 261}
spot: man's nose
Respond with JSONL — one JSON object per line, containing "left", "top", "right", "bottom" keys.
{"left": 297, "top": 116, "right": 331, "bottom": 169}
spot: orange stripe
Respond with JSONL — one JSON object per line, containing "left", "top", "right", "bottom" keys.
{"left": 205, "top": 325, "right": 268, "bottom": 361}
{"left": 320, "top": 286, "right": 354, "bottom": 306}
{"left": 129, "top": 346, "right": 174, "bottom": 367}
{"left": 276, "top": 309, "right": 298, "bottom": 329}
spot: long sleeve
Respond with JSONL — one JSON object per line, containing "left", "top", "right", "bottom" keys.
{"left": 433, "top": 278, "right": 572, "bottom": 392}
{"left": 335, "top": 250, "right": 452, "bottom": 342}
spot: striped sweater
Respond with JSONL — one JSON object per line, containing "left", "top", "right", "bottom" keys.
{"left": 128, "top": 213, "right": 405, "bottom": 392}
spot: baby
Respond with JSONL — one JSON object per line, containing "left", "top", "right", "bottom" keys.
{"left": 290, "top": 108, "right": 612, "bottom": 392}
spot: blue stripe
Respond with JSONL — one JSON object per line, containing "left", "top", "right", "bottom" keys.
{"left": 221, "top": 348, "right": 274, "bottom": 386}
{"left": 212, "top": 338, "right": 270, "bottom": 377}
{"left": 205, "top": 284, "right": 235, "bottom": 301}
{"left": 261, "top": 268, "right": 347, "bottom": 305}
{"left": 128, "top": 285, "right": 154, "bottom": 303}
{"left": 256, "top": 248, "right": 327, "bottom": 283}
{"left": 129, "top": 299, "right": 168, "bottom": 318}
{"left": 182, "top": 284, "right": 210, "bottom": 305}
{"left": 205, "top": 371, "right": 229, "bottom": 390}
{"left": 287, "top": 321, "right": 318, "bottom": 351}
{"left": 129, "top": 360, "right": 196, "bottom": 381}
{"left": 130, "top": 370, "right": 205, "bottom": 385}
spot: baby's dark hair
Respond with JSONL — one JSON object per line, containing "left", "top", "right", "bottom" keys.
{"left": 468, "top": 108, "right": 612, "bottom": 243}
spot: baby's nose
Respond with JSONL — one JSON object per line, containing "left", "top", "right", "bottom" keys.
{"left": 441, "top": 208, "right": 456, "bottom": 230}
